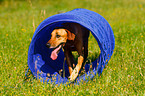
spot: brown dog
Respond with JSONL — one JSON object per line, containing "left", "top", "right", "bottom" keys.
{"left": 46, "top": 23, "right": 90, "bottom": 81}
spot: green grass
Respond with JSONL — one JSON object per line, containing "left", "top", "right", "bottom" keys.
{"left": 0, "top": 0, "right": 145, "bottom": 95}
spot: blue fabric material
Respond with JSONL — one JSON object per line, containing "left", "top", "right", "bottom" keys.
{"left": 27, "top": 8, "right": 115, "bottom": 85}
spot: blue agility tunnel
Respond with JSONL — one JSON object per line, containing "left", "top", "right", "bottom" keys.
{"left": 27, "top": 8, "right": 115, "bottom": 85}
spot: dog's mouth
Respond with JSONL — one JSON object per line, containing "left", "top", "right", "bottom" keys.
{"left": 50, "top": 43, "right": 64, "bottom": 60}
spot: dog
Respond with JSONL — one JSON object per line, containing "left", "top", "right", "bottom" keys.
{"left": 46, "top": 23, "right": 90, "bottom": 81}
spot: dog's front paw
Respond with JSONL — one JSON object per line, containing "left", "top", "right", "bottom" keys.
{"left": 69, "top": 68, "right": 79, "bottom": 81}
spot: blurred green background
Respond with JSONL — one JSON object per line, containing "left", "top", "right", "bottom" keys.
{"left": 0, "top": 0, "right": 144, "bottom": 95}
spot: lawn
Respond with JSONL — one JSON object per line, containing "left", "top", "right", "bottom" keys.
{"left": 0, "top": 0, "right": 145, "bottom": 95}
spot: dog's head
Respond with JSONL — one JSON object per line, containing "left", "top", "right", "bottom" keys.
{"left": 46, "top": 28, "right": 75, "bottom": 60}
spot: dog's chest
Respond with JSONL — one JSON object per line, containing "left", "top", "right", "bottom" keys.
{"left": 65, "top": 40, "right": 76, "bottom": 51}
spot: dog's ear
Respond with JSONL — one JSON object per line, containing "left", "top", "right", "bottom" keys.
{"left": 65, "top": 29, "right": 75, "bottom": 40}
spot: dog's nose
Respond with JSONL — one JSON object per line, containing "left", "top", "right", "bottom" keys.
{"left": 46, "top": 43, "right": 51, "bottom": 48}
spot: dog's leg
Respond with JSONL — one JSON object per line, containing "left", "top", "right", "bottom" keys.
{"left": 69, "top": 55, "right": 84, "bottom": 81}
{"left": 69, "top": 39, "right": 84, "bottom": 81}
{"left": 64, "top": 50, "right": 74, "bottom": 75}
{"left": 83, "top": 41, "right": 88, "bottom": 63}
{"left": 69, "top": 51, "right": 75, "bottom": 68}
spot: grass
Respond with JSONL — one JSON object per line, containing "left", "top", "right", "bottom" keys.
{"left": 0, "top": 0, "right": 145, "bottom": 95}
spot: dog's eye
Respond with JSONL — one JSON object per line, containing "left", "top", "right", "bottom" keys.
{"left": 56, "top": 34, "right": 61, "bottom": 38}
